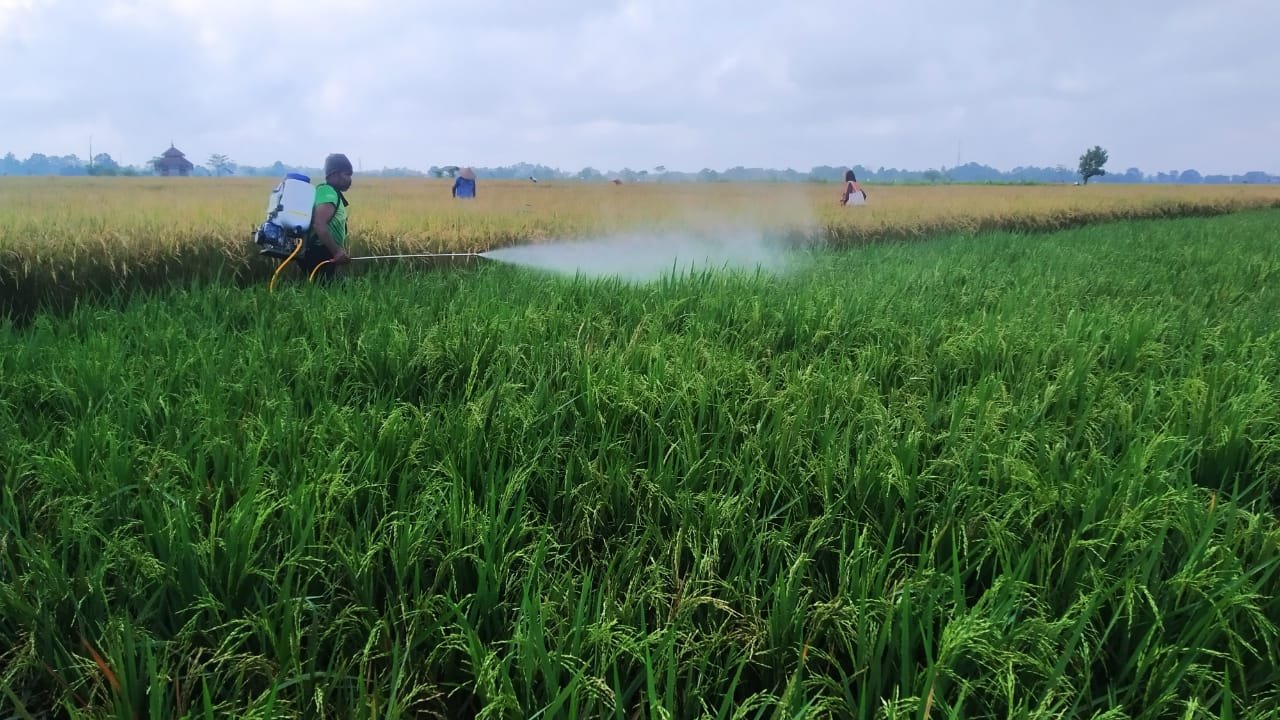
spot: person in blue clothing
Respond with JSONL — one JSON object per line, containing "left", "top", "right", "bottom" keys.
{"left": 452, "top": 167, "right": 477, "bottom": 199}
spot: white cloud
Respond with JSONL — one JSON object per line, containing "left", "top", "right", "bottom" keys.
{"left": 2, "top": 0, "right": 1277, "bottom": 174}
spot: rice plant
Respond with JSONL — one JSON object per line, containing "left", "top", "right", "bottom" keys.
{"left": 1, "top": 210, "right": 1278, "bottom": 718}
{"left": 2, "top": 178, "right": 1278, "bottom": 323}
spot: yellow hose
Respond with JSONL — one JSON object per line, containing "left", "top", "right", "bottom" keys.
{"left": 309, "top": 259, "right": 336, "bottom": 283}
{"left": 268, "top": 238, "right": 306, "bottom": 293}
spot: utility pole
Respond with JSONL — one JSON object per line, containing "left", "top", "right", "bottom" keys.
{"left": 89, "top": 135, "right": 93, "bottom": 171}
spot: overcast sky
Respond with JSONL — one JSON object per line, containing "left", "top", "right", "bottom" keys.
{"left": 3, "top": 0, "right": 1276, "bottom": 174}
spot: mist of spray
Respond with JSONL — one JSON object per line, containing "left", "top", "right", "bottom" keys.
{"left": 477, "top": 184, "right": 823, "bottom": 280}
{"left": 480, "top": 225, "right": 802, "bottom": 281}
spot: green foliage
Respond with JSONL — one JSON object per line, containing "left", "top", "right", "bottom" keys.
{"left": 207, "top": 154, "right": 235, "bottom": 177}
{"left": 2, "top": 211, "right": 1280, "bottom": 717}
{"left": 1079, "top": 146, "right": 1109, "bottom": 184}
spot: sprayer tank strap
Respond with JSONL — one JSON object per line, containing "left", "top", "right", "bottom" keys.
{"left": 310, "top": 183, "right": 349, "bottom": 247}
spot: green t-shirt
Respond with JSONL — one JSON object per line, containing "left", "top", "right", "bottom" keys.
{"left": 310, "top": 183, "right": 348, "bottom": 248}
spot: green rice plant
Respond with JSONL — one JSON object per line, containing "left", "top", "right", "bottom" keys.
{"left": 1, "top": 210, "right": 1279, "bottom": 718}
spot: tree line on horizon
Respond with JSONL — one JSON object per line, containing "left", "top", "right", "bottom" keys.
{"left": 1, "top": 150, "right": 1276, "bottom": 185}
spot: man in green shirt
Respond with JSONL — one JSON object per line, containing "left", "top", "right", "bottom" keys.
{"left": 297, "top": 153, "right": 354, "bottom": 281}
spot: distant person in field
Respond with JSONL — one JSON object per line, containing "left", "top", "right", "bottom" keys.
{"left": 296, "top": 153, "right": 354, "bottom": 282}
{"left": 452, "top": 167, "right": 477, "bottom": 199}
{"left": 840, "top": 169, "right": 868, "bottom": 206}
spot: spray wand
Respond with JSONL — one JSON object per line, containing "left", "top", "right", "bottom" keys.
{"left": 349, "top": 252, "right": 485, "bottom": 261}
{"left": 305, "top": 252, "right": 488, "bottom": 283}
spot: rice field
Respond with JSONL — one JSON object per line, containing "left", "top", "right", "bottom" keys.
{"left": 1, "top": 178, "right": 1279, "bottom": 322}
{"left": 2, "top": 200, "right": 1279, "bottom": 717}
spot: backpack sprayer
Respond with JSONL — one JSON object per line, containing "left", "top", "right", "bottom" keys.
{"left": 253, "top": 173, "right": 485, "bottom": 290}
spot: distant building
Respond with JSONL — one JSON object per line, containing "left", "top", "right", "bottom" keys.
{"left": 153, "top": 144, "right": 194, "bottom": 176}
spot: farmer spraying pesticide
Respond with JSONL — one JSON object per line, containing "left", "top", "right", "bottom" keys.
{"left": 255, "top": 153, "right": 357, "bottom": 288}
{"left": 254, "top": 154, "right": 489, "bottom": 289}
{"left": 295, "top": 153, "right": 355, "bottom": 282}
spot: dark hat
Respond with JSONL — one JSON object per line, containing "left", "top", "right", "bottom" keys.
{"left": 324, "top": 153, "right": 354, "bottom": 177}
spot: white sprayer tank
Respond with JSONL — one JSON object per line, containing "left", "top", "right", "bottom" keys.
{"left": 266, "top": 173, "right": 315, "bottom": 233}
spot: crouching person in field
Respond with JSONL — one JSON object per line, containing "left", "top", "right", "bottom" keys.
{"left": 840, "top": 169, "right": 868, "bottom": 207}
{"left": 296, "top": 153, "right": 354, "bottom": 282}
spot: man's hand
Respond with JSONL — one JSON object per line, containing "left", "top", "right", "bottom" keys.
{"left": 332, "top": 247, "right": 352, "bottom": 265}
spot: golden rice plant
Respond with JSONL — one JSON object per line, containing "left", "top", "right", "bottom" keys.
{"left": 1, "top": 177, "right": 1278, "bottom": 321}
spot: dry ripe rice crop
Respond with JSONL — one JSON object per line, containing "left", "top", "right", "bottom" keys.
{"left": 2, "top": 209, "right": 1279, "bottom": 717}
{"left": 1, "top": 177, "right": 1279, "bottom": 321}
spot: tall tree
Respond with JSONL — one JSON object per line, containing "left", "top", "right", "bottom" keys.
{"left": 207, "top": 153, "right": 235, "bottom": 177}
{"left": 1078, "top": 146, "right": 1108, "bottom": 185}
{"left": 88, "top": 153, "right": 120, "bottom": 175}
{"left": 23, "top": 153, "right": 51, "bottom": 175}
